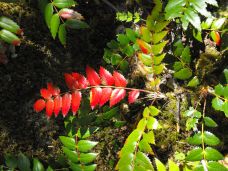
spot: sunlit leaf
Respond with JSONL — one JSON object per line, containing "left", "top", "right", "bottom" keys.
{"left": 134, "top": 151, "right": 154, "bottom": 170}
{"left": 99, "top": 66, "right": 114, "bottom": 86}
{"left": 211, "top": 18, "right": 226, "bottom": 30}
{"left": 62, "top": 147, "right": 78, "bottom": 162}
{"left": 184, "top": 7, "right": 201, "bottom": 31}
{"left": 185, "top": 148, "right": 203, "bottom": 161}
{"left": 168, "top": 159, "right": 179, "bottom": 171}
{"left": 151, "top": 41, "right": 168, "bottom": 55}
{"left": 140, "top": 26, "right": 152, "bottom": 43}
{"left": 212, "top": 97, "right": 224, "bottom": 111}
{"left": 138, "top": 53, "right": 152, "bottom": 66}
{"left": 205, "top": 147, "right": 224, "bottom": 160}
{"left": 59, "top": 136, "right": 75, "bottom": 150}
{"left": 80, "top": 153, "right": 98, "bottom": 164}
{"left": 204, "top": 131, "right": 220, "bottom": 146}
{"left": 77, "top": 140, "right": 98, "bottom": 152}
{"left": 151, "top": 31, "right": 168, "bottom": 44}
{"left": 165, "top": 0, "right": 185, "bottom": 20}
{"left": 204, "top": 117, "right": 218, "bottom": 127}
{"left": 155, "top": 158, "right": 166, "bottom": 171}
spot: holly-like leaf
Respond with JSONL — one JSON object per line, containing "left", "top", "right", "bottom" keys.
{"left": 151, "top": 31, "right": 168, "bottom": 44}
{"left": 86, "top": 66, "right": 101, "bottom": 86}
{"left": 77, "top": 140, "right": 98, "bottom": 152}
{"left": 128, "top": 90, "right": 140, "bottom": 104}
{"left": 110, "top": 89, "right": 126, "bottom": 107}
{"left": 62, "top": 93, "right": 72, "bottom": 117}
{"left": 71, "top": 91, "right": 81, "bottom": 115}
{"left": 140, "top": 26, "right": 152, "bottom": 43}
{"left": 54, "top": 96, "right": 62, "bottom": 117}
{"left": 151, "top": 41, "right": 168, "bottom": 55}
{"left": 40, "top": 88, "right": 52, "bottom": 99}
{"left": 58, "top": 23, "right": 66, "bottom": 46}
{"left": 0, "top": 29, "right": 21, "bottom": 46}
{"left": 212, "top": 97, "right": 224, "bottom": 111}
{"left": 34, "top": 99, "right": 46, "bottom": 112}
{"left": 99, "top": 67, "right": 114, "bottom": 85}
{"left": 50, "top": 14, "right": 60, "bottom": 39}
{"left": 205, "top": 147, "right": 224, "bottom": 160}
{"left": 99, "top": 88, "right": 112, "bottom": 107}
{"left": 90, "top": 87, "right": 102, "bottom": 109}
{"left": 186, "top": 148, "right": 203, "bottom": 161}
{"left": 113, "top": 71, "right": 127, "bottom": 87}
{"left": 134, "top": 151, "right": 154, "bottom": 170}
{"left": 53, "top": 0, "right": 76, "bottom": 8}
{"left": 138, "top": 53, "right": 152, "bottom": 66}
{"left": 187, "top": 76, "right": 200, "bottom": 87}
{"left": 46, "top": 99, "right": 54, "bottom": 118}
{"left": 174, "top": 68, "right": 192, "bottom": 80}
{"left": 44, "top": 3, "right": 53, "bottom": 28}
{"left": 204, "top": 117, "right": 218, "bottom": 127}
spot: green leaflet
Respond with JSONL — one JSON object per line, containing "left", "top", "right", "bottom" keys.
{"left": 181, "top": 46, "right": 191, "bottom": 63}
{"left": 204, "top": 117, "right": 218, "bottom": 127}
{"left": 80, "top": 153, "right": 98, "bottom": 164}
{"left": 155, "top": 158, "right": 166, "bottom": 171}
{"left": 174, "top": 68, "right": 192, "bottom": 80}
{"left": 33, "top": 158, "right": 45, "bottom": 171}
{"left": 168, "top": 160, "right": 179, "bottom": 171}
{"left": 151, "top": 41, "right": 168, "bottom": 55}
{"left": 0, "top": 29, "right": 20, "bottom": 45}
{"left": 184, "top": 7, "right": 201, "bottom": 31}
{"left": 165, "top": 0, "right": 186, "bottom": 20}
{"left": 201, "top": 17, "right": 214, "bottom": 29}
{"left": 154, "top": 53, "right": 166, "bottom": 65}
{"left": 151, "top": 31, "right": 168, "bottom": 44}
{"left": 17, "top": 153, "right": 31, "bottom": 171}
{"left": 44, "top": 3, "right": 53, "bottom": 28}
{"left": 65, "top": 19, "right": 89, "bottom": 29}
{"left": 50, "top": 13, "right": 60, "bottom": 39}
{"left": 151, "top": 0, "right": 162, "bottom": 19}
{"left": 187, "top": 76, "right": 200, "bottom": 87}
{"left": 126, "top": 28, "right": 137, "bottom": 42}
{"left": 58, "top": 24, "right": 66, "bottom": 46}
{"left": 62, "top": 147, "right": 79, "bottom": 163}
{"left": 70, "top": 163, "right": 97, "bottom": 171}
{"left": 53, "top": 0, "right": 76, "bottom": 8}
{"left": 117, "top": 34, "right": 130, "bottom": 46}
{"left": 139, "top": 138, "right": 153, "bottom": 154}
{"left": 205, "top": 147, "right": 224, "bottom": 160}
{"left": 212, "top": 97, "right": 224, "bottom": 111}
{"left": 77, "top": 140, "right": 98, "bottom": 152}
{"left": 134, "top": 152, "right": 154, "bottom": 170}
{"left": 60, "top": 136, "right": 76, "bottom": 150}
{"left": 0, "top": 16, "right": 21, "bottom": 35}
{"left": 186, "top": 148, "right": 203, "bottom": 161}
{"left": 4, "top": 154, "right": 17, "bottom": 169}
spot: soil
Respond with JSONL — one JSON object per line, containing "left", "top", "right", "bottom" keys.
{"left": 0, "top": 0, "right": 124, "bottom": 168}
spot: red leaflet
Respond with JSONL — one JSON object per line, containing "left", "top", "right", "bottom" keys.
{"left": 62, "top": 93, "right": 72, "bottom": 117}
{"left": 113, "top": 71, "right": 127, "bottom": 87}
{"left": 137, "top": 39, "right": 149, "bottom": 54}
{"left": 214, "top": 31, "right": 221, "bottom": 46}
{"left": 54, "top": 96, "right": 62, "bottom": 117}
{"left": 110, "top": 89, "right": 126, "bottom": 107}
{"left": 86, "top": 66, "right": 101, "bottom": 86}
{"left": 90, "top": 87, "right": 102, "bottom": 109}
{"left": 12, "top": 40, "right": 21, "bottom": 46}
{"left": 128, "top": 90, "right": 140, "bottom": 104}
{"left": 99, "top": 67, "right": 114, "bottom": 86}
{"left": 99, "top": 88, "right": 112, "bottom": 107}
{"left": 34, "top": 99, "right": 46, "bottom": 112}
{"left": 46, "top": 99, "right": 54, "bottom": 118}
{"left": 64, "top": 73, "right": 74, "bottom": 89}
{"left": 47, "top": 82, "right": 60, "bottom": 96}
{"left": 40, "top": 88, "right": 52, "bottom": 99}
{"left": 72, "top": 91, "right": 81, "bottom": 115}
{"left": 78, "top": 75, "right": 89, "bottom": 89}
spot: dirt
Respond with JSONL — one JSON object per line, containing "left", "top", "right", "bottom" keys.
{"left": 0, "top": 0, "right": 121, "bottom": 165}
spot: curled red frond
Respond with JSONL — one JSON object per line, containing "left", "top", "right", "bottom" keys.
{"left": 47, "top": 82, "right": 60, "bottom": 96}
{"left": 64, "top": 73, "right": 74, "bottom": 90}
{"left": 40, "top": 88, "right": 52, "bottom": 99}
